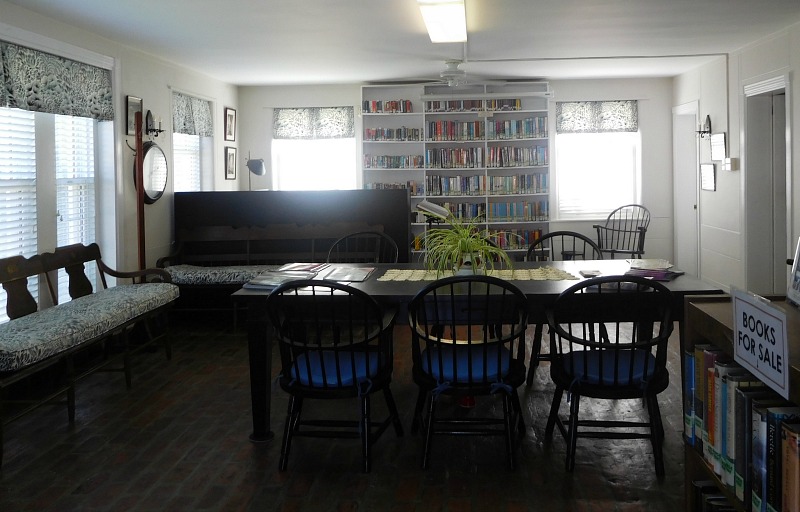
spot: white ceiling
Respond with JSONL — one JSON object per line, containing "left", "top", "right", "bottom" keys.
{"left": 6, "top": 0, "right": 800, "bottom": 85}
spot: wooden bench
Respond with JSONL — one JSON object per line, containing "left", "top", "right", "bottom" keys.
{"left": 0, "top": 243, "right": 179, "bottom": 467}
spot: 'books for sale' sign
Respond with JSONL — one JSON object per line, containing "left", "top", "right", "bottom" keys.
{"left": 732, "top": 288, "right": 789, "bottom": 399}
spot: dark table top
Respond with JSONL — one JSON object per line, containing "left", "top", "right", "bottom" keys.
{"left": 233, "top": 259, "right": 721, "bottom": 304}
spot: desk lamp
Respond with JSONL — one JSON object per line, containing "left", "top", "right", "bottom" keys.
{"left": 245, "top": 153, "right": 267, "bottom": 190}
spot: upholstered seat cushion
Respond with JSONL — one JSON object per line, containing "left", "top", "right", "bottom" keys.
{"left": 420, "top": 345, "right": 511, "bottom": 383}
{"left": 561, "top": 349, "right": 657, "bottom": 386}
{"left": 164, "top": 264, "right": 278, "bottom": 285}
{"left": 0, "top": 283, "right": 178, "bottom": 372}
{"left": 290, "top": 351, "right": 381, "bottom": 387}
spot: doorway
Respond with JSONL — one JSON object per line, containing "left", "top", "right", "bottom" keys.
{"left": 672, "top": 102, "right": 699, "bottom": 277}
{"left": 743, "top": 76, "right": 790, "bottom": 295}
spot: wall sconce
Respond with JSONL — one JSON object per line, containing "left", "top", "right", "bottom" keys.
{"left": 697, "top": 115, "right": 712, "bottom": 138}
{"left": 145, "top": 110, "right": 164, "bottom": 137}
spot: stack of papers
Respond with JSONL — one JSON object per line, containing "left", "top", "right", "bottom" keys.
{"left": 627, "top": 259, "right": 673, "bottom": 270}
{"left": 323, "top": 266, "right": 375, "bottom": 282}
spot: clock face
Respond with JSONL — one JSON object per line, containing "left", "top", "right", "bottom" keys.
{"left": 136, "top": 141, "right": 168, "bottom": 204}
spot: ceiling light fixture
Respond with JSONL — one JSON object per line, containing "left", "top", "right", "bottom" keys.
{"left": 417, "top": 0, "right": 467, "bottom": 43}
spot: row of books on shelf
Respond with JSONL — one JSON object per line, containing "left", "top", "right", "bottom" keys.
{"left": 684, "top": 345, "right": 800, "bottom": 512}
{"left": 424, "top": 145, "right": 549, "bottom": 169}
{"left": 364, "top": 127, "right": 422, "bottom": 142}
{"left": 363, "top": 154, "right": 424, "bottom": 170}
{"left": 425, "top": 119, "right": 548, "bottom": 142}
{"left": 411, "top": 200, "right": 549, "bottom": 222}
{"left": 424, "top": 98, "right": 522, "bottom": 113}
{"left": 487, "top": 117, "right": 548, "bottom": 140}
{"left": 364, "top": 181, "right": 426, "bottom": 196}
{"left": 362, "top": 99, "right": 414, "bottom": 114}
{"left": 424, "top": 173, "right": 548, "bottom": 196}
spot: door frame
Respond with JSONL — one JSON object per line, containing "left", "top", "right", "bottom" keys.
{"left": 672, "top": 101, "right": 700, "bottom": 277}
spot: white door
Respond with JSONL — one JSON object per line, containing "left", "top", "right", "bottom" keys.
{"left": 673, "top": 104, "right": 699, "bottom": 276}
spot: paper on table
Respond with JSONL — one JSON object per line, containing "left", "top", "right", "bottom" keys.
{"left": 323, "top": 266, "right": 375, "bottom": 282}
{"left": 242, "top": 270, "right": 317, "bottom": 290}
{"left": 627, "top": 258, "right": 673, "bottom": 270}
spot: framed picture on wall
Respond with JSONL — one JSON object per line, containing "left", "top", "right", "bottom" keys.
{"left": 225, "top": 146, "right": 237, "bottom": 180}
{"left": 700, "top": 163, "right": 716, "bottom": 191}
{"left": 126, "top": 95, "right": 142, "bottom": 136}
{"left": 224, "top": 107, "right": 236, "bottom": 141}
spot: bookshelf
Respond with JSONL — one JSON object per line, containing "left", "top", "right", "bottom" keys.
{"left": 361, "top": 82, "right": 551, "bottom": 261}
{"left": 683, "top": 295, "right": 800, "bottom": 511}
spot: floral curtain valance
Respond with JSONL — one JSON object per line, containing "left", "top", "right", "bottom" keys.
{"left": 172, "top": 91, "right": 213, "bottom": 137}
{"left": 0, "top": 41, "right": 113, "bottom": 120}
{"left": 273, "top": 106, "right": 354, "bottom": 139}
{"left": 556, "top": 100, "right": 638, "bottom": 133}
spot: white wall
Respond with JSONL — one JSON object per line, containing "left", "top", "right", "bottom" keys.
{"left": 674, "top": 23, "right": 800, "bottom": 292}
{"left": 548, "top": 78, "right": 675, "bottom": 261}
{"left": 0, "top": 1, "right": 238, "bottom": 269}
{"left": 237, "top": 84, "right": 362, "bottom": 191}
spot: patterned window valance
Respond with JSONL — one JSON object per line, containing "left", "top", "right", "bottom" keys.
{"left": 0, "top": 41, "right": 113, "bottom": 120}
{"left": 556, "top": 100, "right": 638, "bottom": 133}
{"left": 172, "top": 91, "right": 213, "bottom": 137}
{"left": 273, "top": 106, "right": 354, "bottom": 139}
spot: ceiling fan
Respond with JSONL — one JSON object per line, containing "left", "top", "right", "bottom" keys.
{"left": 417, "top": 58, "right": 507, "bottom": 87}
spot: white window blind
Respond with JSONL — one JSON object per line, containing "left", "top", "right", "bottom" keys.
{"left": 55, "top": 114, "right": 96, "bottom": 302}
{"left": 173, "top": 132, "right": 201, "bottom": 192}
{"left": 0, "top": 107, "right": 37, "bottom": 321}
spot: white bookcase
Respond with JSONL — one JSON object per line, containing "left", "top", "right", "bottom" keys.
{"left": 361, "top": 82, "right": 551, "bottom": 260}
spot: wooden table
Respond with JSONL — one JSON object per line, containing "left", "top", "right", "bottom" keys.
{"left": 232, "top": 260, "right": 722, "bottom": 442}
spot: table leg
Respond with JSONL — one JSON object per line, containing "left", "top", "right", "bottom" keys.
{"left": 247, "top": 303, "right": 274, "bottom": 442}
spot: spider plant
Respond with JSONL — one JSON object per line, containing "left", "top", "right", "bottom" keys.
{"left": 420, "top": 211, "right": 513, "bottom": 275}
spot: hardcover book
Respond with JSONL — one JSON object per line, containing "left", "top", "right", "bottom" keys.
{"left": 782, "top": 420, "right": 800, "bottom": 512}
{"left": 765, "top": 406, "right": 800, "bottom": 512}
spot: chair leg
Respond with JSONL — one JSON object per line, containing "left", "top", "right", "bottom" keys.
{"left": 383, "top": 387, "right": 404, "bottom": 437}
{"left": 565, "top": 393, "right": 581, "bottom": 472}
{"left": 526, "top": 323, "right": 544, "bottom": 386}
{"left": 646, "top": 394, "right": 666, "bottom": 478}
{"left": 361, "top": 394, "right": 371, "bottom": 473}
{"left": 66, "top": 355, "right": 76, "bottom": 423}
{"left": 544, "top": 387, "right": 563, "bottom": 442}
{"left": 502, "top": 393, "right": 516, "bottom": 470}
{"left": 279, "top": 395, "right": 302, "bottom": 471}
{"left": 511, "top": 389, "right": 525, "bottom": 438}
{"left": 411, "top": 389, "right": 426, "bottom": 435}
{"left": 422, "top": 392, "right": 437, "bottom": 469}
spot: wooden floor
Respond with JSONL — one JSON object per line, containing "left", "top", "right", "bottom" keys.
{"left": 0, "top": 312, "right": 687, "bottom": 511}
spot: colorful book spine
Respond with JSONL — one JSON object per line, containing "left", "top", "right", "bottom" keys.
{"left": 782, "top": 420, "right": 800, "bottom": 512}
{"left": 694, "top": 344, "right": 718, "bottom": 455}
{"left": 724, "top": 372, "right": 762, "bottom": 488}
{"left": 712, "top": 360, "right": 742, "bottom": 473}
{"left": 766, "top": 407, "right": 800, "bottom": 512}
{"left": 684, "top": 349, "right": 696, "bottom": 446}
{"left": 735, "top": 389, "right": 779, "bottom": 503}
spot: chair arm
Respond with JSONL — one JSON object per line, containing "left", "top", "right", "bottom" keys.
{"left": 97, "top": 259, "right": 173, "bottom": 284}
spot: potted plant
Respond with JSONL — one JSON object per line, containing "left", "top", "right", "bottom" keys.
{"left": 419, "top": 208, "right": 513, "bottom": 275}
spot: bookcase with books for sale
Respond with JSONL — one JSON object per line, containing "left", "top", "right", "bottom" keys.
{"left": 361, "top": 82, "right": 551, "bottom": 261}
{"left": 683, "top": 295, "right": 800, "bottom": 512}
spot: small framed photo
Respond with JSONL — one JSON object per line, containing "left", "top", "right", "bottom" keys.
{"left": 788, "top": 238, "right": 800, "bottom": 306}
{"left": 224, "top": 107, "right": 236, "bottom": 141}
{"left": 126, "top": 95, "right": 142, "bottom": 136}
{"left": 225, "top": 146, "right": 237, "bottom": 180}
{"left": 701, "top": 163, "right": 716, "bottom": 191}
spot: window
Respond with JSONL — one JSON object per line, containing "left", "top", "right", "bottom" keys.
{"left": 55, "top": 114, "right": 97, "bottom": 304}
{"left": 172, "top": 91, "right": 213, "bottom": 192}
{"left": 0, "top": 39, "right": 112, "bottom": 321}
{"left": 554, "top": 101, "right": 640, "bottom": 220}
{"left": 271, "top": 107, "right": 356, "bottom": 191}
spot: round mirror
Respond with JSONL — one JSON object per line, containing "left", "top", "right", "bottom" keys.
{"left": 134, "top": 141, "right": 168, "bottom": 204}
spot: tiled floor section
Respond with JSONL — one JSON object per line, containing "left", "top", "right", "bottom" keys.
{"left": 0, "top": 313, "right": 686, "bottom": 511}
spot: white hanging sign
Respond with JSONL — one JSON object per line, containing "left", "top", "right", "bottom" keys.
{"left": 732, "top": 288, "right": 790, "bottom": 399}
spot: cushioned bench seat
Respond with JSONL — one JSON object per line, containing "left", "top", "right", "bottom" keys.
{"left": 164, "top": 264, "right": 277, "bottom": 286}
{"left": 0, "top": 283, "right": 178, "bottom": 373}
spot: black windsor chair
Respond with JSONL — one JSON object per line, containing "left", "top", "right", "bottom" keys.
{"left": 326, "top": 231, "right": 399, "bottom": 264}
{"left": 593, "top": 204, "right": 651, "bottom": 259}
